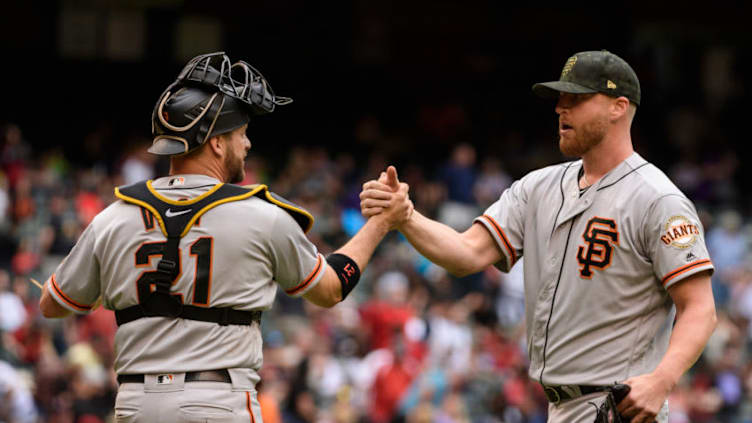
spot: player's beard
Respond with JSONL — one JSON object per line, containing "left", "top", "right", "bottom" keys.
{"left": 559, "top": 114, "right": 609, "bottom": 157}
{"left": 225, "top": 151, "right": 245, "bottom": 184}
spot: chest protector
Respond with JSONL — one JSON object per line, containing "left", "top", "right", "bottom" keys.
{"left": 113, "top": 180, "right": 313, "bottom": 326}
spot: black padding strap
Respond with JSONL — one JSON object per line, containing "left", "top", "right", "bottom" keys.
{"left": 326, "top": 253, "right": 361, "bottom": 301}
{"left": 115, "top": 305, "right": 262, "bottom": 326}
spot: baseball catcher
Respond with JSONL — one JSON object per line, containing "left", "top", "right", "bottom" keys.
{"left": 39, "top": 51, "right": 412, "bottom": 423}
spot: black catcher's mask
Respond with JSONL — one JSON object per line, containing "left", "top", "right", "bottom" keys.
{"left": 149, "top": 52, "right": 292, "bottom": 156}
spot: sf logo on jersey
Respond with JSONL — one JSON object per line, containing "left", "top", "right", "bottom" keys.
{"left": 577, "top": 217, "right": 619, "bottom": 279}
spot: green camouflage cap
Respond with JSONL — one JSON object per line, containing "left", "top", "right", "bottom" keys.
{"left": 532, "top": 50, "right": 641, "bottom": 105}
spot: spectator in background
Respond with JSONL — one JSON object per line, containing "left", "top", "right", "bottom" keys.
{"left": 424, "top": 298, "right": 472, "bottom": 378}
{"left": 284, "top": 358, "right": 319, "bottom": 423}
{"left": 0, "top": 270, "right": 26, "bottom": 334}
{"left": 360, "top": 270, "right": 415, "bottom": 351}
{"left": 73, "top": 169, "right": 105, "bottom": 226}
{"left": 370, "top": 331, "right": 418, "bottom": 422}
{"left": 706, "top": 209, "right": 748, "bottom": 307}
{"left": 437, "top": 143, "right": 478, "bottom": 231}
{"left": 707, "top": 209, "right": 747, "bottom": 274}
{"left": 0, "top": 172, "right": 9, "bottom": 228}
{"left": 494, "top": 257, "right": 525, "bottom": 330}
{"left": 119, "top": 139, "right": 156, "bottom": 185}
{"left": 45, "top": 193, "right": 79, "bottom": 257}
{"left": 0, "top": 359, "right": 38, "bottom": 423}
{"left": 473, "top": 156, "right": 512, "bottom": 210}
{"left": 0, "top": 123, "right": 30, "bottom": 189}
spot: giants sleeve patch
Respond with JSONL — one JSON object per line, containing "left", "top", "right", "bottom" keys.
{"left": 660, "top": 215, "right": 699, "bottom": 249}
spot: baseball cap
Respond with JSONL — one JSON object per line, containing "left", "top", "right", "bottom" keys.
{"left": 532, "top": 50, "right": 641, "bottom": 105}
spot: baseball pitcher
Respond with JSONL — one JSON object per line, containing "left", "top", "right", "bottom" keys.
{"left": 361, "top": 50, "right": 717, "bottom": 423}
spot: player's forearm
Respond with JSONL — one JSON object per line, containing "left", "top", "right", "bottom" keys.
{"left": 652, "top": 297, "right": 717, "bottom": 391}
{"left": 335, "top": 215, "right": 391, "bottom": 270}
{"left": 303, "top": 217, "right": 391, "bottom": 308}
{"left": 398, "top": 211, "right": 481, "bottom": 276}
{"left": 304, "top": 217, "right": 389, "bottom": 307}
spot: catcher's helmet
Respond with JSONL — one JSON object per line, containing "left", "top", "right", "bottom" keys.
{"left": 149, "top": 52, "right": 292, "bottom": 156}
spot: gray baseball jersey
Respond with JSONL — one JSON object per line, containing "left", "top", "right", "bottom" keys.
{"left": 45, "top": 174, "right": 326, "bottom": 374}
{"left": 474, "top": 152, "right": 714, "bottom": 386}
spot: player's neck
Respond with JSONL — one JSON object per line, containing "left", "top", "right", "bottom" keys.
{"left": 580, "top": 132, "right": 633, "bottom": 183}
{"left": 169, "top": 158, "right": 227, "bottom": 183}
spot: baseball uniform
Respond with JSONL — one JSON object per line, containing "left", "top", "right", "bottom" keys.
{"left": 474, "top": 152, "right": 713, "bottom": 422}
{"left": 45, "top": 174, "right": 327, "bottom": 422}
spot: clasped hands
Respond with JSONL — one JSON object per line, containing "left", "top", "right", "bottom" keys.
{"left": 360, "top": 166, "right": 414, "bottom": 229}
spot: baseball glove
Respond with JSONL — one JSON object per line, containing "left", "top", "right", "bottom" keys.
{"left": 593, "top": 384, "right": 631, "bottom": 423}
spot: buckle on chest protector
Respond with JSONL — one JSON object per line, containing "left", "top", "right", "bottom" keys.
{"left": 157, "top": 259, "right": 177, "bottom": 275}
{"left": 139, "top": 258, "right": 183, "bottom": 318}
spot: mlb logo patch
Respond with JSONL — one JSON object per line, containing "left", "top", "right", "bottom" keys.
{"left": 156, "top": 374, "right": 174, "bottom": 385}
{"left": 168, "top": 177, "right": 185, "bottom": 187}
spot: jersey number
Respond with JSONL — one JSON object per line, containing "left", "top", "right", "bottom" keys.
{"left": 134, "top": 237, "right": 213, "bottom": 305}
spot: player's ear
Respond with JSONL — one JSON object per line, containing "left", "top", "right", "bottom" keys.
{"left": 611, "top": 97, "right": 630, "bottom": 121}
{"left": 207, "top": 135, "right": 225, "bottom": 158}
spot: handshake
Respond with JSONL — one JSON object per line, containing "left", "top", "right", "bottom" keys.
{"left": 359, "top": 165, "right": 415, "bottom": 230}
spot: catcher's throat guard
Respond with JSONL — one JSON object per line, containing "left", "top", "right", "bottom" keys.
{"left": 150, "top": 52, "right": 292, "bottom": 156}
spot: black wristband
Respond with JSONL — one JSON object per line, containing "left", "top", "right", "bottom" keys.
{"left": 326, "top": 253, "right": 361, "bottom": 301}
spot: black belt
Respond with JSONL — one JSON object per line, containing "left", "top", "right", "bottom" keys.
{"left": 542, "top": 384, "right": 611, "bottom": 404}
{"left": 115, "top": 305, "right": 262, "bottom": 326}
{"left": 117, "top": 369, "right": 232, "bottom": 384}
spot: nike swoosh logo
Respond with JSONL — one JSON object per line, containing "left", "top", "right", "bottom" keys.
{"left": 165, "top": 208, "right": 192, "bottom": 218}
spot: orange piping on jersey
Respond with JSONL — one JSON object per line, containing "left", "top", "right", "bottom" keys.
{"left": 115, "top": 188, "right": 168, "bottom": 237}
{"left": 661, "top": 259, "right": 713, "bottom": 286}
{"left": 480, "top": 215, "right": 517, "bottom": 265}
{"left": 145, "top": 180, "right": 225, "bottom": 205}
{"left": 286, "top": 255, "right": 324, "bottom": 296}
{"left": 50, "top": 274, "right": 92, "bottom": 312}
{"left": 180, "top": 186, "right": 266, "bottom": 237}
{"left": 246, "top": 391, "right": 256, "bottom": 423}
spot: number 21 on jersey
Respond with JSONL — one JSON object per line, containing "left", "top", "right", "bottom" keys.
{"left": 134, "top": 237, "right": 214, "bottom": 306}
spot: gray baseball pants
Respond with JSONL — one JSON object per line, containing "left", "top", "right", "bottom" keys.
{"left": 114, "top": 370, "right": 262, "bottom": 423}
{"left": 547, "top": 391, "right": 669, "bottom": 422}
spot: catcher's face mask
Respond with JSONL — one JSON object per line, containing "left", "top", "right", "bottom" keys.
{"left": 150, "top": 52, "right": 292, "bottom": 156}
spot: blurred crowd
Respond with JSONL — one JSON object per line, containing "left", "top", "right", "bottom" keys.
{"left": 0, "top": 101, "right": 750, "bottom": 423}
